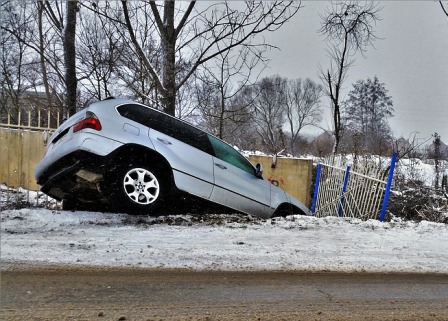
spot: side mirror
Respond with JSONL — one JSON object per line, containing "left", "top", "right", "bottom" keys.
{"left": 255, "top": 163, "right": 263, "bottom": 179}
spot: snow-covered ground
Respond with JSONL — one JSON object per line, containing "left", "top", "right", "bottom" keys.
{"left": 1, "top": 209, "right": 447, "bottom": 274}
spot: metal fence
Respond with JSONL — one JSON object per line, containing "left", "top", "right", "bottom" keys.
{"left": 311, "top": 154, "right": 397, "bottom": 221}
{"left": 1, "top": 109, "right": 69, "bottom": 131}
{"left": 0, "top": 184, "right": 60, "bottom": 210}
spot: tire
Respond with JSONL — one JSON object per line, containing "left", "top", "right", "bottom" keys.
{"left": 273, "top": 204, "right": 297, "bottom": 217}
{"left": 62, "top": 198, "right": 78, "bottom": 211}
{"left": 108, "top": 161, "right": 168, "bottom": 215}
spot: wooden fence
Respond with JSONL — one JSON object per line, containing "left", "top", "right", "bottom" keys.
{"left": 0, "top": 110, "right": 64, "bottom": 209}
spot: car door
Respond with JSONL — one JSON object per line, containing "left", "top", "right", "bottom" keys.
{"left": 207, "top": 135, "right": 273, "bottom": 218}
{"left": 148, "top": 113, "right": 216, "bottom": 199}
{"left": 117, "top": 103, "right": 215, "bottom": 199}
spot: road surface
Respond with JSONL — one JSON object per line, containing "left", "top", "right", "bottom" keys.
{"left": 1, "top": 266, "right": 447, "bottom": 320}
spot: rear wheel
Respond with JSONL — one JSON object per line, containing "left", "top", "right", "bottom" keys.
{"left": 62, "top": 198, "right": 78, "bottom": 211}
{"left": 108, "top": 161, "right": 168, "bottom": 215}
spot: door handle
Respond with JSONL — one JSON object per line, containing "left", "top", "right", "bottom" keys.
{"left": 215, "top": 163, "right": 227, "bottom": 170}
{"left": 157, "top": 137, "right": 172, "bottom": 145}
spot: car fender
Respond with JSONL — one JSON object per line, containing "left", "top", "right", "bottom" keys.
{"left": 270, "top": 184, "right": 291, "bottom": 209}
{"left": 270, "top": 184, "right": 310, "bottom": 216}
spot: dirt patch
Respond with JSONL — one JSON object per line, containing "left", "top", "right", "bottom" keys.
{"left": 2, "top": 266, "right": 447, "bottom": 321}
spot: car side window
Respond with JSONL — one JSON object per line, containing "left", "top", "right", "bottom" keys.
{"left": 117, "top": 104, "right": 213, "bottom": 155}
{"left": 168, "top": 118, "right": 214, "bottom": 154}
{"left": 117, "top": 104, "right": 164, "bottom": 132}
{"left": 208, "top": 135, "right": 255, "bottom": 175}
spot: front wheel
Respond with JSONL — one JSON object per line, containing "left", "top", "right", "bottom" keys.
{"left": 108, "top": 162, "right": 168, "bottom": 215}
{"left": 272, "top": 204, "right": 298, "bottom": 217}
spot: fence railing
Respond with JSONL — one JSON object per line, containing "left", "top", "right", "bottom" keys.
{"left": 311, "top": 154, "right": 397, "bottom": 221}
{"left": 1, "top": 109, "right": 68, "bottom": 131}
{"left": 1, "top": 184, "right": 60, "bottom": 210}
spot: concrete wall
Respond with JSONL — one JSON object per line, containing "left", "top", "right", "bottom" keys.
{"left": 0, "top": 127, "right": 47, "bottom": 191}
{"left": 248, "top": 155, "right": 313, "bottom": 206}
{"left": 0, "top": 127, "right": 313, "bottom": 206}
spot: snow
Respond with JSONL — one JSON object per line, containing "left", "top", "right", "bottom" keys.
{"left": 395, "top": 158, "right": 444, "bottom": 187}
{"left": 1, "top": 208, "right": 447, "bottom": 273}
{"left": 1, "top": 184, "right": 60, "bottom": 209}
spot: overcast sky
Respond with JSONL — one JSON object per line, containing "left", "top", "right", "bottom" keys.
{"left": 261, "top": 1, "right": 448, "bottom": 143}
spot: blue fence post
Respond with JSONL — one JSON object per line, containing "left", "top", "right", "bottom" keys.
{"left": 379, "top": 153, "right": 398, "bottom": 222}
{"left": 311, "top": 163, "right": 322, "bottom": 215}
{"left": 338, "top": 165, "right": 351, "bottom": 217}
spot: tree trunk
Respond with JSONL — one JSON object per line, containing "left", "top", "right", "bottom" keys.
{"left": 219, "top": 87, "right": 225, "bottom": 139}
{"left": 37, "top": 2, "right": 51, "bottom": 108}
{"left": 64, "top": 1, "right": 78, "bottom": 116}
{"left": 161, "top": 1, "right": 176, "bottom": 116}
{"left": 332, "top": 100, "right": 341, "bottom": 154}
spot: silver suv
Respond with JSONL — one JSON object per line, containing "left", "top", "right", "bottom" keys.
{"left": 35, "top": 98, "right": 309, "bottom": 218}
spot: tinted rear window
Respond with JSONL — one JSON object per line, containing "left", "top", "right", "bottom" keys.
{"left": 117, "top": 104, "right": 164, "bottom": 132}
{"left": 117, "top": 104, "right": 213, "bottom": 154}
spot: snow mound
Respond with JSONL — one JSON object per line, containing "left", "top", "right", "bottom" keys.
{"left": 1, "top": 209, "right": 447, "bottom": 273}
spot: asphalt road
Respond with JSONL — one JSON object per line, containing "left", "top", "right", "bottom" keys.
{"left": 1, "top": 266, "right": 447, "bottom": 321}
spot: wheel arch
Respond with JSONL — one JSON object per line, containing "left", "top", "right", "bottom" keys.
{"left": 272, "top": 203, "right": 306, "bottom": 217}
{"left": 108, "top": 144, "right": 174, "bottom": 185}
{"left": 102, "top": 144, "right": 176, "bottom": 214}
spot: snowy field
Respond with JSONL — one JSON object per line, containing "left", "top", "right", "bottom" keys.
{"left": 1, "top": 208, "right": 447, "bottom": 274}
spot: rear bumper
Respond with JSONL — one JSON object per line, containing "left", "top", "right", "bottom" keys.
{"left": 35, "top": 132, "right": 124, "bottom": 200}
{"left": 35, "top": 132, "right": 123, "bottom": 183}
{"left": 37, "top": 151, "right": 109, "bottom": 201}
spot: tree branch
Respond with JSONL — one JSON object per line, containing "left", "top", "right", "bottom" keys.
{"left": 440, "top": 1, "right": 448, "bottom": 18}
{"left": 175, "top": 1, "right": 196, "bottom": 38}
{"left": 122, "top": 0, "right": 164, "bottom": 95}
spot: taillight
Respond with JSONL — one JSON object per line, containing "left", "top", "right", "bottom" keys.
{"left": 73, "top": 112, "right": 102, "bottom": 132}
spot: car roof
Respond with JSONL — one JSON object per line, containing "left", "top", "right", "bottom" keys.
{"left": 91, "top": 97, "right": 247, "bottom": 157}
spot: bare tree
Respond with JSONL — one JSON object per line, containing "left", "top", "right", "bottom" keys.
{"left": 115, "top": 50, "right": 160, "bottom": 106}
{"left": 319, "top": 1, "right": 381, "bottom": 154}
{"left": 251, "top": 75, "right": 288, "bottom": 155}
{"left": 285, "top": 78, "right": 323, "bottom": 156}
{"left": 440, "top": 1, "right": 448, "bottom": 18}
{"left": 64, "top": 1, "right": 78, "bottom": 115}
{"left": 116, "top": 1, "right": 301, "bottom": 116}
{"left": 3, "top": 1, "right": 300, "bottom": 119}
{"left": 225, "top": 87, "right": 261, "bottom": 151}
{"left": 92, "top": 2, "right": 163, "bottom": 106}
{"left": 37, "top": 1, "right": 52, "bottom": 107}
{"left": 432, "top": 133, "right": 442, "bottom": 188}
{"left": 33, "top": 1, "right": 65, "bottom": 111}
{"left": 77, "top": 5, "right": 122, "bottom": 102}
{"left": 193, "top": 45, "right": 265, "bottom": 139}
{"left": 0, "top": 2, "right": 35, "bottom": 121}
{"left": 1, "top": 1, "right": 78, "bottom": 115}
{"left": 310, "top": 131, "right": 334, "bottom": 157}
